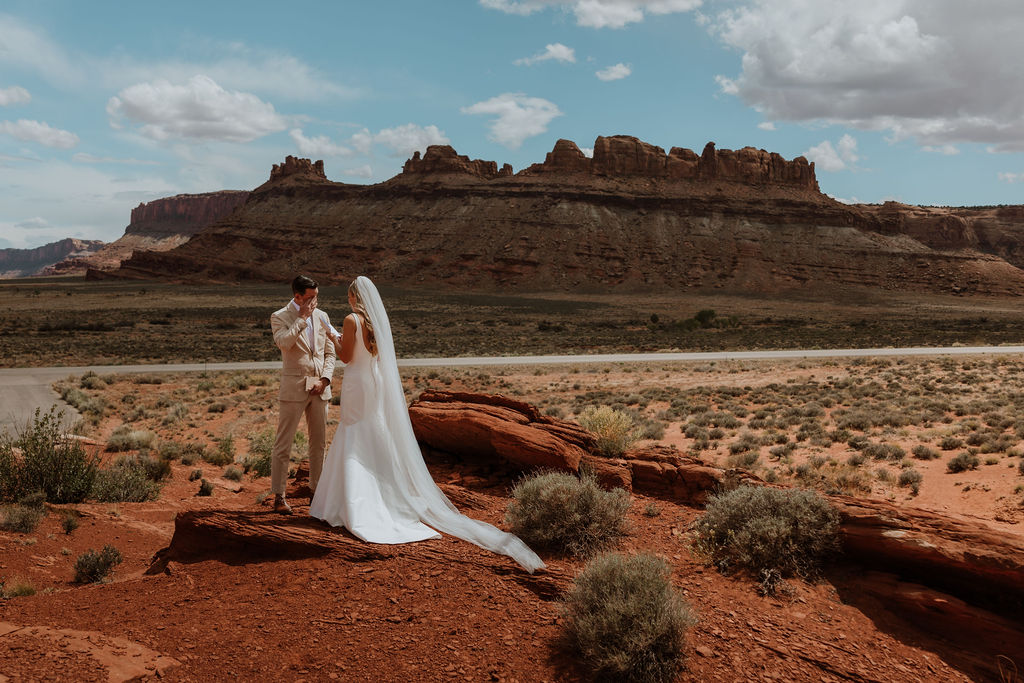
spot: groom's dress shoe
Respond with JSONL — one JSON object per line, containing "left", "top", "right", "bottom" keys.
{"left": 273, "top": 496, "right": 293, "bottom": 515}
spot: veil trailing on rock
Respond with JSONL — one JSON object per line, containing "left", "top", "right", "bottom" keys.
{"left": 351, "top": 276, "right": 546, "bottom": 573}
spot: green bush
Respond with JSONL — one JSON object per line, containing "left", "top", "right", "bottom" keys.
{"left": 506, "top": 470, "right": 629, "bottom": 557}
{"left": 203, "top": 436, "right": 235, "bottom": 466}
{"left": 115, "top": 453, "right": 170, "bottom": 482}
{"left": 157, "top": 441, "right": 182, "bottom": 461}
{"left": 73, "top": 544, "right": 123, "bottom": 583}
{"left": 188, "top": 468, "right": 203, "bottom": 482}
{"left": 1, "top": 504, "right": 45, "bottom": 533}
{"left": 898, "top": 468, "right": 923, "bottom": 494}
{"left": 691, "top": 486, "right": 839, "bottom": 593}
{"left": 61, "top": 510, "right": 79, "bottom": 534}
{"left": 197, "top": 478, "right": 214, "bottom": 496}
{"left": 0, "top": 438, "right": 19, "bottom": 501}
{"left": 91, "top": 460, "right": 161, "bottom": 503}
{"left": 946, "top": 452, "right": 980, "bottom": 473}
{"left": 578, "top": 406, "right": 640, "bottom": 457}
{"left": 911, "top": 445, "right": 940, "bottom": 460}
{"left": 223, "top": 465, "right": 243, "bottom": 481}
{"left": 562, "top": 552, "right": 695, "bottom": 683}
{"left": 15, "top": 408, "right": 98, "bottom": 503}
{"left": 1, "top": 577, "right": 36, "bottom": 598}
{"left": 939, "top": 436, "right": 964, "bottom": 451}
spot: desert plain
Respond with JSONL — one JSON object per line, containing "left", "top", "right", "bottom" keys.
{"left": 2, "top": 278, "right": 1024, "bottom": 682}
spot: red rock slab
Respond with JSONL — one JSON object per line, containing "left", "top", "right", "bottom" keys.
{"left": 408, "top": 390, "right": 594, "bottom": 471}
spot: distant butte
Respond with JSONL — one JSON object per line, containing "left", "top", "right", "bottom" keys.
{"left": 91, "top": 135, "right": 1024, "bottom": 296}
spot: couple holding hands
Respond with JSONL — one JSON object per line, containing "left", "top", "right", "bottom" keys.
{"left": 269, "top": 275, "right": 544, "bottom": 573}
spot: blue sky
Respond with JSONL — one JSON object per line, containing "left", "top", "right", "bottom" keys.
{"left": 2, "top": 0, "right": 1023, "bottom": 249}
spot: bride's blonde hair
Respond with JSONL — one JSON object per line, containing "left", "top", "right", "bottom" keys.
{"left": 349, "top": 280, "right": 378, "bottom": 355}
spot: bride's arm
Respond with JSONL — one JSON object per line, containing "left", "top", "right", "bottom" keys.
{"left": 337, "top": 314, "right": 357, "bottom": 364}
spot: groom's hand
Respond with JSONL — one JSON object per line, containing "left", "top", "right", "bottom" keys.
{"left": 298, "top": 295, "right": 317, "bottom": 319}
{"left": 309, "top": 378, "right": 328, "bottom": 395}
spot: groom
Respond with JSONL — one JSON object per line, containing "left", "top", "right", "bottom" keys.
{"left": 269, "top": 275, "right": 337, "bottom": 514}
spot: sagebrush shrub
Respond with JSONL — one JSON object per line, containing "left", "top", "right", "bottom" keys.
{"left": 91, "top": 460, "right": 161, "bottom": 502}
{"left": 16, "top": 408, "right": 98, "bottom": 503}
{"left": 562, "top": 552, "right": 696, "bottom": 683}
{"left": 203, "top": 436, "right": 235, "bottom": 466}
{"left": 223, "top": 465, "right": 243, "bottom": 481}
{"left": 105, "top": 426, "right": 157, "bottom": 452}
{"left": 506, "top": 470, "right": 629, "bottom": 557}
{"left": 946, "top": 452, "right": 980, "bottom": 473}
{"left": 577, "top": 406, "right": 640, "bottom": 457}
{"left": 691, "top": 486, "right": 839, "bottom": 591}
{"left": 1, "top": 504, "right": 44, "bottom": 533}
{"left": 911, "top": 445, "right": 940, "bottom": 460}
{"left": 73, "top": 544, "right": 122, "bottom": 583}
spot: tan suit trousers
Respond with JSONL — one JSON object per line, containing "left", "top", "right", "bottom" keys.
{"left": 271, "top": 394, "right": 328, "bottom": 495}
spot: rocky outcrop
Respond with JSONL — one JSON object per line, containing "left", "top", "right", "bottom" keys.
{"left": 408, "top": 390, "right": 593, "bottom": 471}
{"left": 523, "top": 136, "right": 818, "bottom": 191}
{"left": 127, "top": 191, "right": 250, "bottom": 238}
{"left": 101, "top": 140, "right": 1024, "bottom": 295}
{"left": 0, "top": 238, "right": 105, "bottom": 278}
{"left": 401, "top": 146, "right": 514, "bottom": 181}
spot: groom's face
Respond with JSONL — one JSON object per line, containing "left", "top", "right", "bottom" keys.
{"left": 294, "top": 287, "right": 318, "bottom": 307}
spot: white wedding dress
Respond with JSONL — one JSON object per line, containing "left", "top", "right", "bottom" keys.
{"left": 309, "top": 277, "right": 545, "bottom": 573}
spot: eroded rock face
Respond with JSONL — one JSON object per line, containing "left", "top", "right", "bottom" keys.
{"left": 268, "top": 156, "right": 326, "bottom": 183}
{"left": 101, "top": 140, "right": 1024, "bottom": 295}
{"left": 408, "top": 390, "right": 593, "bottom": 471}
{"left": 0, "top": 238, "right": 105, "bottom": 278}
{"left": 401, "top": 145, "right": 511, "bottom": 180}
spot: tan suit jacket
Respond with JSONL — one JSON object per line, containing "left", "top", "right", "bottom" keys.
{"left": 271, "top": 303, "right": 337, "bottom": 401}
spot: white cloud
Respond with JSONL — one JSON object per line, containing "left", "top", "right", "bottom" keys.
{"left": 107, "top": 75, "right": 287, "bottom": 143}
{"left": 72, "top": 153, "right": 161, "bottom": 165}
{"left": 805, "top": 134, "right": 859, "bottom": 172}
{"left": 757, "top": 121, "right": 776, "bottom": 131}
{"left": 708, "top": 0, "right": 1024, "bottom": 151}
{"left": 480, "top": 0, "right": 702, "bottom": 28}
{"left": 461, "top": 93, "right": 563, "bottom": 149}
{"left": 289, "top": 129, "right": 354, "bottom": 157}
{"left": 580, "top": 147, "right": 594, "bottom": 157}
{"left": 596, "top": 63, "right": 632, "bottom": 81}
{"left": 922, "top": 144, "right": 959, "bottom": 155}
{"left": 373, "top": 124, "right": 450, "bottom": 157}
{"left": 15, "top": 216, "right": 48, "bottom": 229}
{"left": 0, "top": 86, "right": 30, "bottom": 106}
{"left": 340, "top": 165, "right": 374, "bottom": 179}
{"left": 0, "top": 119, "right": 79, "bottom": 148}
{"left": 998, "top": 172, "right": 1024, "bottom": 184}
{"left": 515, "top": 43, "right": 576, "bottom": 66}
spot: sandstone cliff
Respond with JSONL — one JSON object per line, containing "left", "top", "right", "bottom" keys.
{"left": 102, "top": 136, "right": 1024, "bottom": 295}
{"left": 0, "top": 238, "right": 105, "bottom": 278}
{"left": 42, "top": 191, "right": 250, "bottom": 276}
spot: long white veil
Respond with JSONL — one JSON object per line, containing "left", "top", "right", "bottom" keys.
{"left": 352, "top": 276, "right": 546, "bottom": 573}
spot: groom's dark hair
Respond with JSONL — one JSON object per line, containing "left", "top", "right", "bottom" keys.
{"left": 291, "top": 275, "right": 318, "bottom": 295}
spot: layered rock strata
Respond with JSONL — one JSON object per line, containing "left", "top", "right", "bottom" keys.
{"left": 103, "top": 137, "right": 1024, "bottom": 294}
{"left": 0, "top": 238, "right": 104, "bottom": 278}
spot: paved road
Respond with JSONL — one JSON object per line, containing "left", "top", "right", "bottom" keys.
{"left": 3, "top": 345, "right": 1024, "bottom": 435}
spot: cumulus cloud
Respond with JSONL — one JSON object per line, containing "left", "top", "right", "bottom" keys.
{"left": 804, "top": 134, "right": 859, "bottom": 172}
{"left": 0, "top": 119, "right": 79, "bottom": 148}
{"left": 515, "top": 43, "right": 576, "bottom": 66}
{"left": 339, "top": 165, "right": 374, "bottom": 179}
{"left": 461, "top": 93, "right": 562, "bottom": 149}
{"left": 291, "top": 124, "right": 449, "bottom": 160}
{"left": 580, "top": 147, "right": 594, "bottom": 157}
{"left": 0, "top": 85, "right": 30, "bottom": 106}
{"left": 289, "top": 129, "right": 354, "bottom": 157}
{"left": 596, "top": 63, "right": 632, "bottom": 81}
{"left": 373, "top": 124, "right": 450, "bottom": 157}
{"left": 107, "top": 75, "right": 287, "bottom": 143}
{"left": 757, "top": 121, "right": 776, "bottom": 131}
{"left": 481, "top": 0, "right": 702, "bottom": 28}
{"left": 708, "top": 0, "right": 1024, "bottom": 151}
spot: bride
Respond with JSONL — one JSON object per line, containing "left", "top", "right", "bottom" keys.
{"left": 309, "top": 276, "right": 545, "bottom": 573}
